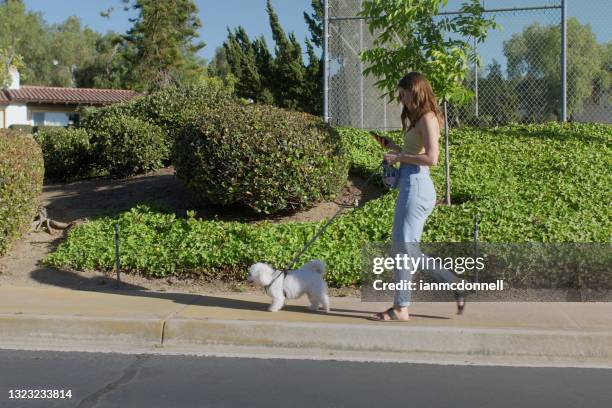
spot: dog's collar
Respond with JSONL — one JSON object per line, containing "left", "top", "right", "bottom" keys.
{"left": 264, "top": 269, "right": 288, "bottom": 297}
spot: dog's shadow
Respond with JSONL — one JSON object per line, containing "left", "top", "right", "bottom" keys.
{"left": 30, "top": 267, "right": 450, "bottom": 321}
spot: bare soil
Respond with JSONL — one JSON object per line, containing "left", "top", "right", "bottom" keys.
{"left": 0, "top": 167, "right": 382, "bottom": 296}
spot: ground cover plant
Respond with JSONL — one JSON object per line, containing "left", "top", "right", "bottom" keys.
{"left": 44, "top": 122, "right": 611, "bottom": 286}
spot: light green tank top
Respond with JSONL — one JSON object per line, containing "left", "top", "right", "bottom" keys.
{"left": 402, "top": 127, "right": 425, "bottom": 155}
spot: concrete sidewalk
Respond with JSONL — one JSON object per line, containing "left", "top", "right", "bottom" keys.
{"left": 1, "top": 285, "right": 611, "bottom": 367}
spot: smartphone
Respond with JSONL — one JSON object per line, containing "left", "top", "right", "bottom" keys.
{"left": 370, "top": 131, "right": 389, "bottom": 147}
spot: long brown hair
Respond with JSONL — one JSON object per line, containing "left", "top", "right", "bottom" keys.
{"left": 398, "top": 72, "right": 443, "bottom": 132}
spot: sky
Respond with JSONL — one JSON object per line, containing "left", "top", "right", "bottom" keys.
{"left": 22, "top": 0, "right": 611, "bottom": 68}
{"left": 22, "top": 0, "right": 319, "bottom": 62}
{"left": 442, "top": 0, "right": 611, "bottom": 73}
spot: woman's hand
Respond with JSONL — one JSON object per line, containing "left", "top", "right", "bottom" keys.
{"left": 385, "top": 140, "right": 401, "bottom": 152}
{"left": 383, "top": 152, "right": 400, "bottom": 165}
{"left": 373, "top": 133, "right": 401, "bottom": 152}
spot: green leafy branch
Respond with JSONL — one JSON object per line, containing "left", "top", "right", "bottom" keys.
{"left": 358, "top": 0, "right": 499, "bottom": 104}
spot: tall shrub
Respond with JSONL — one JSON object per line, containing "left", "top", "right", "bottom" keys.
{"left": 34, "top": 127, "right": 92, "bottom": 181}
{"left": 128, "top": 79, "right": 235, "bottom": 145}
{"left": 0, "top": 130, "right": 44, "bottom": 255}
{"left": 173, "top": 103, "right": 349, "bottom": 214}
{"left": 81, "top": 107, "right": 168, "bottom": 178}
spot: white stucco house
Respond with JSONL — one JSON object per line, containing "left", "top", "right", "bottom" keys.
{"left": 0, "top": 67, "right": 142, "bottom": 129}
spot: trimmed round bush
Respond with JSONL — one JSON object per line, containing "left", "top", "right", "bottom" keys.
{"left": 81, "top": 107, "right": 168, "bottom": 178}
{"left": 34, "top": 127, "right": 92, "bottom": 181}
{"left": 8, "top": 124, "right": 34, "bottom": 134}
{"left": 173, "top": 103, "right": 349, "bottom": 214}
{"left": 33, "top": 125, "right": 66, "bottom": 134}
{"left": 128, "top": 79, "right": 235, "bottom": 144}
{"left": 0, "top": 130, "right": 44, "bottom": 256}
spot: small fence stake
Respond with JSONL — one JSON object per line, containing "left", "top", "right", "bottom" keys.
{"left": 473, "top": 215, "right": 480, "bottom": 283}
{"left": 114, "top": 223, "right": 121, "bottom": 288}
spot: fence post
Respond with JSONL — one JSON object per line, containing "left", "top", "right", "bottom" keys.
{"left": 474, "top": 37, "right": 479, "bottom": 119}
{"left": 114, "top": 223, "right": 121, "bottom": 288}
{"left": 359, "top": 0, "right": 364, "bottom": 128}
{"left": 323, "top": 0, "right": 330, "bottom": 123}
{"left": 473, "top": 215, "right": 480, "bottom": 283}
{"left": 383, "top": 93, "right": 387, "bottom": 130}
{"left": 561, "top": 0, "right": 567, "bottom": 121}
{"left": 443, "top": 100, "right": 451, "bottom": 205}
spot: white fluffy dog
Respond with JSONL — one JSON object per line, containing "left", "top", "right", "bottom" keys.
{"left": 247, "top": 260, "right": 330, "bottom": 313}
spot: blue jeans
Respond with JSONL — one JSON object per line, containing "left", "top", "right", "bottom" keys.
{"left": 391, "top": 164, "right": 460, "bottom": 307}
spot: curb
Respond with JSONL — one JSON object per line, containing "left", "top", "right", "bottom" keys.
{"left": 163, "top": 318, "right": 612, "bottom": 362}
{"left": 0, "top": 315, "right": 162, "bottom": 346}
{"left": 3, "top": 314, "right": 611, "bottom": 365}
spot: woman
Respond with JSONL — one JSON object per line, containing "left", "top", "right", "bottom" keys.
{"left": 371, "top": 72, "right": 465, "bottom": 321}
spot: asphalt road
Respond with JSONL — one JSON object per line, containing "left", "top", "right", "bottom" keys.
{"left": 1, "top": 349, "right": 611, "bottom": 408}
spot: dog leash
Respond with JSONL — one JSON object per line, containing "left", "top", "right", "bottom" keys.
{"left": 263, "top": 163, "right": 384, "bottom": 294}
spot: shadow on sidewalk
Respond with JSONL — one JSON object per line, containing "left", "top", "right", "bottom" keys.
{"left": 29, "top": 267, "right": 451, "bottom": 321}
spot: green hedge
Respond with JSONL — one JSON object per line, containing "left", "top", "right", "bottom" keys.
{"left": 8, "top": 124, "right": 74, "bottom": 134}
{"left": 75, "top": 80, "right": 234, "bottom": 172}
{"left": 8, "top": 124, "right": 34, "bottom": 134}
{"left": 34, "top": 127, "right": 93, "bottom": 181}
{"left": 44, "top": 122, "right": 611, "bottom": 286}
{"left": 128, "top": 79, "right": 235, "bottom": 145}
{"left": 81, "top": 107, "right": 168, "bottom": 178}
{"left": 34, "top": 125, "right": 67, "bottom": 134}
{"left": 173, "top": 103, "right": 349, "bottom": 214}
{"left": 0, "top": 130, "right": 44, "bottom": 256}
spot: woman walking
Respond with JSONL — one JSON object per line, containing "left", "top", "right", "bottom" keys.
{"left": 371, "top": 72, "right": 465, "bottom": 321}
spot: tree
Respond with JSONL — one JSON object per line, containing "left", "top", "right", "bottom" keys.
{"left": 303, "top": 0, "right": 324, "bottom": 115}
{"left": 48, "top": 17, "right": 100, "bottom": 87}
{"left": 478, "top": 60, "right": 520, "bottom": 125}
{"left": 0, "top": 1, "right": 123, "bottom": 88}
{"left": 0, "top": 0, "right": 47, "bottom": 85}
{"left": 74, "top": 33, "right": 135, "bottom": 89}
{"left": 121, "top": 0, "right": 206, "bottom": 91}
{"left": 359, "top": 0, "right": 497, "bottom": 104}
{"left": 303, "top": 0, "right": 323, "bottom": 48}
{"left": 504, "top": 18, "right": 609, "bottom": 120}
{"left": 252, "top": 35, "right": 275, "bottom": 104}
{"left": 304, "top": 39, "right": 322, "bottom": 115}
{"left": 0, "top": 48, "right": 23, "bottom": 88}
{"left": 223, "top": 27, "right": 271, "bottom": 103}
{"left": 266, "top": 0, "right": 307, "bottom": 111}
{"left": 358, "top": 0, "right": 497, "bottom": 205}
{"left": 219, "top": 0, "right": 322, "bottom": 114}
{"left": 592, "top": 41, "right": 611, "bottom": 105}
{"left": 209, "top": 46, "right": 230, "bottom": 79}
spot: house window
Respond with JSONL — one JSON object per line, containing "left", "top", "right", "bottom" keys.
{"left": 33, "top": 112, "right": 45, "bottom": 126}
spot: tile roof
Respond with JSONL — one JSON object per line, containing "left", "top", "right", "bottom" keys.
{"left": 2, "top": 86, "right": 143, "bottom": 105}
{"left": 0, "top": 90, "right": 8, "bottom": 103}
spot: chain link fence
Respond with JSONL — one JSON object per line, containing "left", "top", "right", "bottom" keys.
{"left": 325, "top": 0, "right": 611, "bottom": 129}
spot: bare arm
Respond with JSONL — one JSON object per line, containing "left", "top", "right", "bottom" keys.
{"left": 385, "top": 113, "right": 440, "bottom": 166}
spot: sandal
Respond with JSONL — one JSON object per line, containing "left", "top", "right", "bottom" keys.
{"left": 455, "top": 292, "right": 466, "bottom": 315}
{"left": 370, "top": 307, "right": 408, "bottom": 322}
